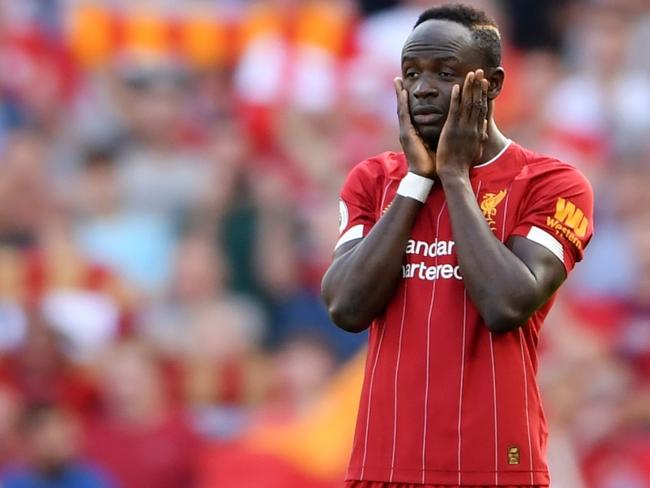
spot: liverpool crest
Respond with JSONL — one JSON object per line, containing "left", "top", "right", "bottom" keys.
{"left": 480, "top": 190, "right": 507, "bottom": 231}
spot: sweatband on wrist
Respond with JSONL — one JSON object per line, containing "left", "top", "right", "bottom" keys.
{"left": 396, "top": 172, "right": 435, "bottom": 203}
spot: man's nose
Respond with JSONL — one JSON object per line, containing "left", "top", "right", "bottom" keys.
{"left": 412, "top": 77, "right": 439, "bottom": 99}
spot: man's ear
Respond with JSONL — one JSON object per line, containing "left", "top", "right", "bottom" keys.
{"left": 487, "top": 67, "right": 505, "bottom": 100}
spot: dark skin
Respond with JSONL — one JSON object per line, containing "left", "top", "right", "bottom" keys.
{"left": 321, "top": 19, "right": 566, "bottom": 334}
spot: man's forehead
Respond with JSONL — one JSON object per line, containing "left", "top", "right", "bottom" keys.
{"left": 402, "top": 19, "right": 473, "bottom": 57}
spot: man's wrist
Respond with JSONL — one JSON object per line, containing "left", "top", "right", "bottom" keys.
{"left": 438, "top": 165, "right": 471, "bottom": 186}
{"left": 397, "top": 172, "right": 435, "bottom": 203}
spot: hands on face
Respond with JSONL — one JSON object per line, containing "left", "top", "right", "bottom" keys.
{"left": 436, "top": 69, "right": 489, "bottom": 178}
{"left": 394, "top": 69, "right": 489, "bottom": 181}
{"left": 393, "top": 77, "right": 437, "bottom": 179}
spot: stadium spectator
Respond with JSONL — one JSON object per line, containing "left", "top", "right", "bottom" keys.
{"left": 0, "top": 385, "right": 21, "bottom": 469}
{"left": 114, "top": 59, "right": 213, "bottom": 222}
{"left": 83, "top": 340, "right": 198, "bottom": 488}
{"left": 1, "top": 402, "right": 112, "bottom": 488}
{"left": 0, "top": 314, "right": 99, "bottom": 418}
{"left": 0, "top": 129, "right": 50, "bottom": 249}
{"left": 74, "top": 145, "right": 176, "bottom": 295}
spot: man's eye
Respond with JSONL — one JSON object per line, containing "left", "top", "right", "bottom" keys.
{"left": 439, "top": 71, "right": 454, "bottom": 79}
{"left": 405, "top": 71, "right": 419, "bottom": 79}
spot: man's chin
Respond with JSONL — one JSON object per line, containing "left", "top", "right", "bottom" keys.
{"left": 415, "top": 126, "right": 440, "bottom": 152}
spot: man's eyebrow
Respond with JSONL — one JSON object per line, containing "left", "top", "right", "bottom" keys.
{"left": 401, "top": 53, "right": 461, "bottom": 63}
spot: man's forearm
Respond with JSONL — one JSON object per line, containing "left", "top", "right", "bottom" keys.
{"left": 322, "top": 195, "right": 422, "bottom": 332}
{"left": 439, "top": 171, "right": 542, "bottom": 332}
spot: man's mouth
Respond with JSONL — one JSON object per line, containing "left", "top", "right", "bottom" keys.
{"left": 411, "top": 106, "right": 445, "bottom": 125}
{"left": 412, "top": 112, "right": 445, "bottom": 125}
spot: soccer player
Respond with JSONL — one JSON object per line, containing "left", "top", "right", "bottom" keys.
{"left": 321, "top": 4, "right": 593, "bottom": 488}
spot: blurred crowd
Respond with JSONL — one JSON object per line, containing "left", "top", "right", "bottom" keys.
{"left": 0, "top": 0, "right": 649, "bottom": 487}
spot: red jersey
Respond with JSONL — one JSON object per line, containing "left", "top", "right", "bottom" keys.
{"left": 336, "top": 141, "right": 593, "bottom": 486}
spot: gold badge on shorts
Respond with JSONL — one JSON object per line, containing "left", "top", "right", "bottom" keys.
{"left": 507, "top": 446, "right": 520, "bottom": 465}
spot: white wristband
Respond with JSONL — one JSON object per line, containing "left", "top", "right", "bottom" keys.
{"left": 396, "top": 172, "right": 434, "bottom": 203}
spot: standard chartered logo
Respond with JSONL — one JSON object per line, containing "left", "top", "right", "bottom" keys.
{"left": 402, "top": 239, "right": 462, "bottom": 281}
{"left": 402, "top": 262, "right": 463, "bottom": 281}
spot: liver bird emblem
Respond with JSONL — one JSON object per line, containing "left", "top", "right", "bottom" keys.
{"left": 480, "top": 190, "right": 507, "bottom": 230}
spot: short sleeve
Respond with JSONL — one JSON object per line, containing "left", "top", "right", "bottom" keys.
{"left": 336, "top": 160, "right": 382, "bottom": 250}
{"left": 510, "top": 167, "right": 594, "bottom": 273}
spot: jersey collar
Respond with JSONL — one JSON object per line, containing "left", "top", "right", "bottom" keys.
{"left": 472, "top": 139, "right": 513, "bottom": 170}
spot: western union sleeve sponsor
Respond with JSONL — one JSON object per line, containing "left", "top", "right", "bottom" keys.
{"left": 553, "top": 197, "right": 588, "bottom": 238}
{"left": 545, "top": 197, "right": 589, "bottom": 250}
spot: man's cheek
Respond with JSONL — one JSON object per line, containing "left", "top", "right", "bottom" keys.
{"left": 407, "top": 93, "right": 417, "bottom": 109}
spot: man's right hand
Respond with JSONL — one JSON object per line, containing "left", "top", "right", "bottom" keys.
{"left": 323, "top": 80, "right": 435, "bottom": 332}
{"left": 394, "top": 77, "right": 436, "bottom": 179}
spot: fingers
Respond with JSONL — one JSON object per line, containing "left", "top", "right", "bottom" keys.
{"left": 394, "top": 77, "right": 413, "bottom": 133}
{"left": 471, "top": 70, "right": 482, "bottom": 115}
{"left": 448, "top": 83, "right": 461, "bottom": 119}
{"left": 475, "top": 71, "right": 488, "bottom": 134}
{"left": 393, "top": 77, "right": 404, "bottom": 115}
{"left": 470, "top": 69, "right": 483, "bottom": 116}
{"left": 457, "top": 70, "right": 488, "bottom": 133}
{"left": 393, "top": 76, "right": 404, "bottom": 98}
{"left": 480, "top": 79, "right": 488, "bottom": 137}
{"left": 468, "top": 69, "right": 486, "bottom": 124}
{"left": 461, "top": 71, "right": 474, "bottom": 123}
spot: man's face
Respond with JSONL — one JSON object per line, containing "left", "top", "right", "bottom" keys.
{"left": 401, "top": 20, "right": 484, "bottom": 151}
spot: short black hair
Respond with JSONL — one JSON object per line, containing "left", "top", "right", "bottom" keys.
{"left": 414, "top": 4, "right": 501, "bottom": 68}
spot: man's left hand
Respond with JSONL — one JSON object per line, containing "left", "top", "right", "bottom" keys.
{"left": 436, "top": 69, "right": 489, "bottom": 179}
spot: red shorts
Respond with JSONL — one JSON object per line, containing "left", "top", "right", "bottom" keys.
{"left": 345, "top": 482, "right": 546, "bottom": 488}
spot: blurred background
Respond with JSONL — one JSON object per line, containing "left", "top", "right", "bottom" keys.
{"left": 0, "top": 0, "right": 648, "bottom": 487}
